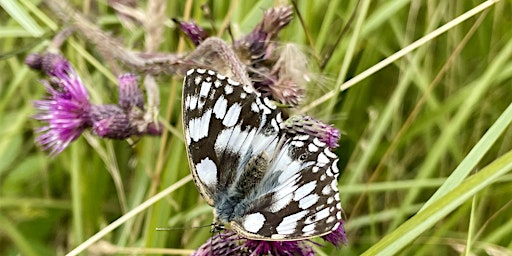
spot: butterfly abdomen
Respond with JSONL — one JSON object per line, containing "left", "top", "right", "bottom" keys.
{"left": 215, "top": 151, "right": 271, "bottom": 223}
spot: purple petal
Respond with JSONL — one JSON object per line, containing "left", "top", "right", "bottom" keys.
{"left": 31, "top": 54, "right": 92, "bottom": 156}
{"left": 322, "top": 220, "right": 347, "bottom": 247}
{"left": 118, "top": 73, "right": 144, "bottom": 110}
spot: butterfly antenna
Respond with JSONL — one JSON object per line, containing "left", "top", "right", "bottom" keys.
{"left": 320, "top": 0, "right": 361, "bottom": 70}
{"left": 155, "top": 223, "right": 213, "bottom": 231}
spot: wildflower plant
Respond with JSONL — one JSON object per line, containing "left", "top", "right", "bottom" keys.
{"left": 27, "top": 53, "right": 161, "bottom": 156}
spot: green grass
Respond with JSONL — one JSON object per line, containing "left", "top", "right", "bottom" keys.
{"left": 1, "top": 0, "right": 512, "bottom": 255}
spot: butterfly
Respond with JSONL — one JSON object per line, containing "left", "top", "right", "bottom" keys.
{"left": 182, "top": 68, "right": 342, "bottom": 240}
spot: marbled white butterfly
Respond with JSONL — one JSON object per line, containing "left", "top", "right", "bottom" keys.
{"left": 182, "top": 69, "right": 342, "bottom": 240}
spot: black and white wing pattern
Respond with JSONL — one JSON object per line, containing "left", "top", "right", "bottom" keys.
{"left": 182, "top": 69, "right": 342, "bottom": 240}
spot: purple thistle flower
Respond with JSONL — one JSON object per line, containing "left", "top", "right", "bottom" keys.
{"left": 321, "top": 220, "right": 347, "bottom": 247}
{"left": 192, "top": 231, "right": 315, "bottom": 256}
{"left": 283, "top": 115, "right": 341, "bottom": 149}
{"left": 28, "top": 53, "right": 161, "bottom": 156}
{"left": 243, "top": 238, "right": 315, "bottom": 256}
{"left": 31, "top": 53, "right": 93, "bottom": 156}
{"left": 118, "top": 73, "right": 144, "bottom": 110}
{"left": 173, "top": 19, "right": 209, "bottom": 46}
{"left": 234, "top": 6, "right": 293, "bottom": 63}
{"left": 90, "top": 104, "right": 135, "bottom": 139}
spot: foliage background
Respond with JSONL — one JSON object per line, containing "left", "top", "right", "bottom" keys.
{"left": 1, "top": 0, "right": 512, "bottom": 255}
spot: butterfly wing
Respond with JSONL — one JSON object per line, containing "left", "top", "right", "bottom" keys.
{"left": 183, "top": 69, "right": 342, "bottom": 240}
{"left": 230, "top": 134, "right": 342, "bottom": 240}
{"left": 182, "top": 69, "right": 284, "bottom": 206}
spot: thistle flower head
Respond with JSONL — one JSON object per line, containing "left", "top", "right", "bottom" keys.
{"left": 283, "top": 115, "right": 340, "bottom": 149}
{"left": 235, "top": 6, "right": 293, "bottom": 63}
{"left": 174, "top": 19, "right": 209, "bottom": 46}
{"left": 30, "top": 53, "right": 93, "bottom": 156}
{"left": 90, "top": 104, "right": 134, "bottom": 139}
{"left": 192, "top": 231, "right": 315, "bottom": 256}
{"left": 118, "top": 73, "right": 144, "bottom": 110}
{"left": 28, "top": 53, "right": 161, "bottom": 156}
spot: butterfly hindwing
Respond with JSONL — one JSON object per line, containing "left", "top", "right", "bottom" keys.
{"left": 182, "top": 69, "right": 341, "bottom": 240}
{"left": 230, "top": 135, "right": 342, "bottom": 240}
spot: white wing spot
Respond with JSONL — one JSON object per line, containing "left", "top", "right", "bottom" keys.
{"left": 251, "top": 102, "right": 259, "bottom": 113}
{"left": 299, "top": 194, "right": 319, "bottom": 209}
{"left": 256, "top": 98, "right": 271, "bottom": 115}
{"left": 270, "top": 193, "right": 293, "bottom": 213}
{"left": 324, "top": 147, "right": 337, "bottom": 158}
{"left": 330, "top": 178, "right": 338, "bottom": 190}
{"left": 313, "top": 138, "right": 326, "bottom": 147}
{"left": 317, "top": 152, "right": 329, "bottom": 167}
{"left": 195, "top": 157, "right": 217, "bottom": 187}
{"left": 332, "top": 221, "right": 341, "bottom": 231}
{"left": 243, "top": 85, "right": 254, "bottom": 94}
{"left": 302, "top": 223, "right": 316, "bottom": 234}
{"left": 308, "top": 143, "right": 319, "bottom": 152}
{"left": 276, "top": 112, "right": 283, "bottom": 123}
{"left": 276, "top": 211, "right": 308, "bottom": 235}
{"left": 214, "top": 80, "right": 222, "bottom": 88}
{"left": 332, "top": 159, "right": 340, "bottom": 174}
{"left": 184, "top": 95, "right": 191, "bottom": 109}
{"left": 186, "top": 69, "right": 194, "bottom": 76}
{"left": 270, "top": 118, "right": 279, "bottom": 133}
{"left": 240, "top": 92, "right": 247, "bottom": 99}
{"left": 312, "top": 166, "right": 320, "bottom": 173}
{"left": 242, "top": 212, "right": 265, "bottom": 233}
{"left": 322, "top": 184, "right": 332, "bottom": 195}
{"left": 199, "top": 81, "right": 212, "bottom": 98}
{"left": 315, "top": 207, "right": 330, "bottom": 221}
{"left": 216, "top": 73, "right": 226, "bottom": 80}
{"left": 214, "top": 128, "right": 231, "bottom": 155}
{"left": 293, "top": 181, "right": 317, "bottom": 201}
{"left": 189, "top": 109, "right": 212, "bottom": 142}
{"left": 227, "top": 78, "right": 240, "bottom": 86}
{"left": 326, "top": 167, "right": 333, "bottom": 177}
{"left": 188, "top": 95, "right": 198, "bottom": 110}
{"left": 222, "top": 103, "right": 241, "bottom": 127}
{"left": 194, "top": 76, "right": 202, "bottom": 85}
{"left": 207, "top": 70, "right": 215, "bottom": 75}
{"left": 224, "top": 84, "right": 234, "bottom": 94}
{"left": 297, "top": 134, "right": 309, "bottom": 141}
{"left": 213, "top": 95, "right": 227, "bottom": 119}
{"left": 291, "top": 140, "right": 305, "bottom": 148}
{"left": 196, "top": 69, "right": 206, "bottom": 74}
{"left": 263, "top": 97, "right": 276, "bottom": 109}
{"left": 271, "top": 234, "right": 286, "bottom": 240}
{"left": 270, "top": 184, "right": 295, "bottom": 213}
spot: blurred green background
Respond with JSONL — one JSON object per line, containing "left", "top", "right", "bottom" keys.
{"left": 1, "top": 0, "right": 512, "bottom": 255}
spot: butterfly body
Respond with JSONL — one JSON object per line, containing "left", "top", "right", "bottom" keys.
{"left": 182, "top": 69, "right": 342, "bottom": 241}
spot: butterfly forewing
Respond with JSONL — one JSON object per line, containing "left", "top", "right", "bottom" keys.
{"left": 182, "top": 69, "right": 283, "bottom": 205}
{"left": 182, "top": 69, "right": 342, "bottom": 241}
